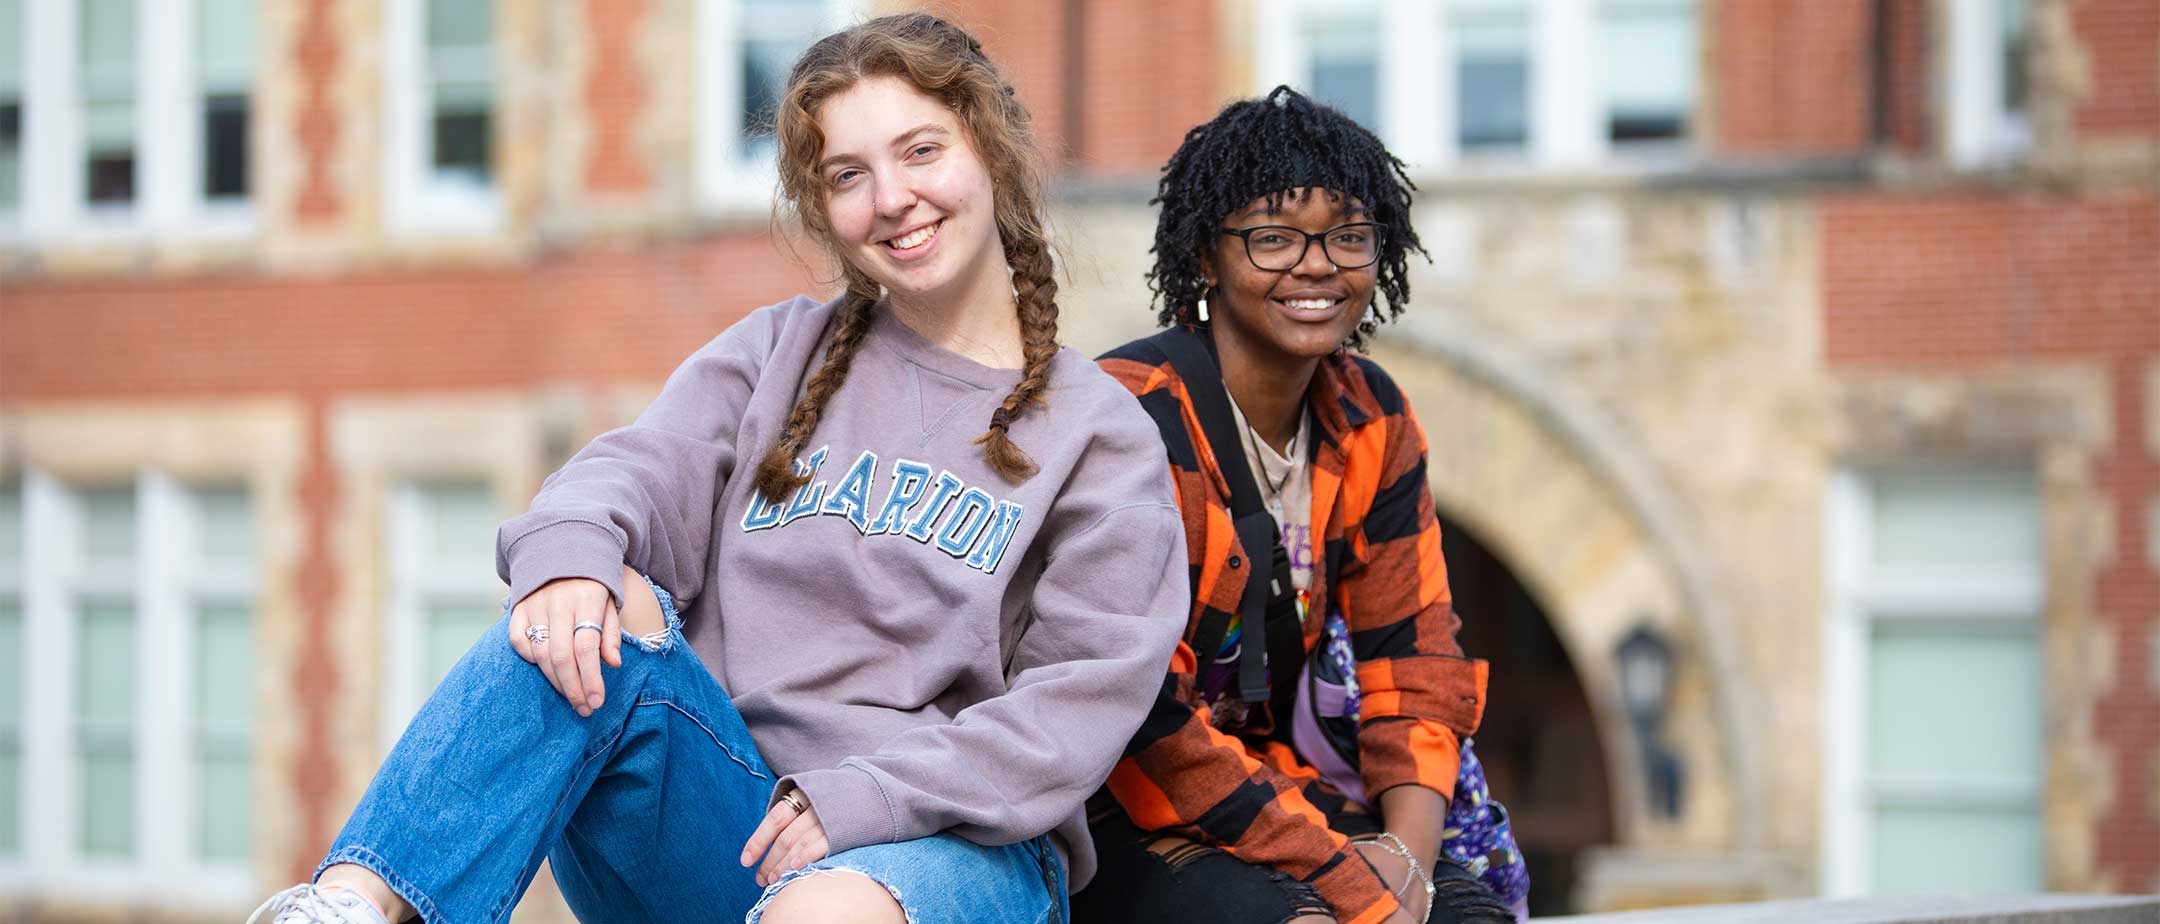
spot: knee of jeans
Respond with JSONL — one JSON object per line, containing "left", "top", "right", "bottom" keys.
{"left": 1134, "top": 838, "right": 1331, "bottom": 924}
{"left": 622, "top": 572, "right": 684, "bottom": 655}
{"left": 749, "top": 868, "right": 910, "bottom": 924}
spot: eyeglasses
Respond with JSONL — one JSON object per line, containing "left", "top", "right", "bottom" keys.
{"left": 1218, "top": 222, "right": 1384, "bottom": 272}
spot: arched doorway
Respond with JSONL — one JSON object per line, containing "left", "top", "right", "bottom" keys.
{"left": 1442, "top": 513, "right": 1615, "bottom": 916}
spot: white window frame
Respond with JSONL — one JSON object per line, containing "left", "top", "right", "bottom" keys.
{"left": 1252, "top": 0, "right": 1705, "bottom": 175}
{"left": 1820, "top": 466, "right": 2047, "bottom": 897}
{"left": 11, "top": 0, "right": 256, "bottom": 246}
{"left": 383, "top": 0, "right": 504, "bottom": 235}
{"left": 0, "top": 478, "right": 22, "bottom": 866}
{"left": 380, "top": 480, "right": 510, "bottom": 748}
{"left": 694, "top": 0, "right": 862, "bottom": 213}
{"left": 1, "top": 471, "right": 254, "bottom": 908}
{"left": 1942, "top": 0, "right": 2029, "bottom": 168}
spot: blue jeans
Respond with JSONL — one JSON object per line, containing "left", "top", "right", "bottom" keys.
{"left": 320, "top": 583, "right": 1067, "bottom": 924}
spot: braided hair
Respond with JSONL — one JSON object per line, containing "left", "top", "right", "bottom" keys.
{"left": 1147, "top": 86, "right": 1425, "bottom": 350}
{"left": 755, "top": 13, "right": 1057, "bottom": 503}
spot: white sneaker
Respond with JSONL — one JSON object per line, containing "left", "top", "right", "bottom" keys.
{"left": 247, "top": 884, "right": 394, "bottom": 924}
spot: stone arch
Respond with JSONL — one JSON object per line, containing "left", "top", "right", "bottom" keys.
{"left": 1373, "top": 320, "right": 1765, "bottom": 853}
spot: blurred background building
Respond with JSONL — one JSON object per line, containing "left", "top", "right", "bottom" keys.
{"left": 0, "top": 0, "right": 2154, "bottom": 920}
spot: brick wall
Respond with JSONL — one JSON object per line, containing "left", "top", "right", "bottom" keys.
{"left": 1882, "top": 0, "right": 1932, "bottom": 154}
{"left": 2068, "top": 0, "right": 2160, "bottom": 139}
{"left": 1710, "top": 0, "right": 1875, "bottom": 155}
{"left": 583, "top": 0, "right": 653, "bottom": 198}
{"left": 1821, "top": 196, "right": 2159, "bottom": 365}
{"left": 0, "top": 238, "right": 818, "bottom": 399}
{"left": 1074, "top": 0, "right": 1221, "bottom": 175}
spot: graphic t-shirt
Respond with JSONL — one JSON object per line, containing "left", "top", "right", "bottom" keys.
{"left": 1228, "top": 395, "right": 1313, "bottom": 600}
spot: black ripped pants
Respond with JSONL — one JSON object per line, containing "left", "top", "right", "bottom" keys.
{"left": 1071, "top": 812, "right": 1514, "bottom": 924}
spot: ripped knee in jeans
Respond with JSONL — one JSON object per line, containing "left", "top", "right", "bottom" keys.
{"left": 1137, "top": 835, "right": 1335, "bottom": 924}
{"left": 619, "top": 567, "right": 681, "bottom": 653}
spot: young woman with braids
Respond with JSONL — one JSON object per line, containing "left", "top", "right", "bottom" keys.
{"left": 1083, "top": 88, "right": 1529, "bottom": 924}
{"left": 248, "top": 14, "right": 1185, "bottom": 924}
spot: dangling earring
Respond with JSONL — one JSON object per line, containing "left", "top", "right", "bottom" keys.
{"left": 1196, "top": 296, "right": 1210, "bottom": 323}
{"left": 1366, "top": 302, "right": 1382, "bottom": 325}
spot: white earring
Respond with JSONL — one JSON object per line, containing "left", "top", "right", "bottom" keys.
{"left": 1196, "top": 296, "right": 1210, "bottom": 323}
{"left": 1367, "top": 302, "right": 1382, "bottom": 325}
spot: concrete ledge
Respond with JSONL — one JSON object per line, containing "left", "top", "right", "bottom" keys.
{"left": 1538, "top": 894, "right": 2160, "bottom": 924}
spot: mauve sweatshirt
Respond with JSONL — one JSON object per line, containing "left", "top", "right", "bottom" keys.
{"left": 493, "top": 294, "right": 1188, "bottom": 890}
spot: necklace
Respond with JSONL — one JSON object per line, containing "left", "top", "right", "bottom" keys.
{"left": 1237, "top": 400, "right": 1300, "bottom": 514}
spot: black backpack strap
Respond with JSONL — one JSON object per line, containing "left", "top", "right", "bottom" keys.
{"left": 1147, "top": 327, "right": 1296, "bottom": 704}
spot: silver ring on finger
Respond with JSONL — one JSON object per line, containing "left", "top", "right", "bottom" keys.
{"left": 573, "top": 621, "right": 604, "bottom": 634}
{"left": 779, "top": 789, "right": 807, "bottom": 815}
{"left": 525, "top": 624, "right": 550, "bottom": 645}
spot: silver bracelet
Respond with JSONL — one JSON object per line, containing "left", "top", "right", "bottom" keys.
{"left": 1369, "top": 832, "right": 1436, "bottom": 906}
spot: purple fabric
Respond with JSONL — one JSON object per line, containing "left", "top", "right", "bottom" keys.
{"left": 1290, "top": 674, "right": 1366, "bottom": 804}
{"left": 1441, "top": 741, "right": 1531, "bottom": 917}
{"left": 1305, "top": 608, "right": 1531, "bottom": 914}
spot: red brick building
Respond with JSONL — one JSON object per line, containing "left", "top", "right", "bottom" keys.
{"left": 0, "top": 0, "right": 2153, "bottom": 918}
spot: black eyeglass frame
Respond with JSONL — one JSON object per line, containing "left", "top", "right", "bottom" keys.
{"left": 1217, "top": 222, "right": 1386, "bottom": 272}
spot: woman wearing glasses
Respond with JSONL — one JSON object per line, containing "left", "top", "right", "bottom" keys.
{"left": 1083, "top": 87, "right": 1527, "bottom": 924}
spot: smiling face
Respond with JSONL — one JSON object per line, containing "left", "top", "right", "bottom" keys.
{"left": 814, "top": 75, "right": 1007, "bottom": 312}
{"left": 1205, "top": 187, "right": 1377, "bottom": 370}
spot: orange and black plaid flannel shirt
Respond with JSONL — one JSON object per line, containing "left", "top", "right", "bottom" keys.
{"left": 1096, "top": 338, "right": 1489, "bottom": 924}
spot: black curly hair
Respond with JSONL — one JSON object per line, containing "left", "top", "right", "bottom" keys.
{"left": 1147, "top": 85, "right": 1425, "bottom": 351}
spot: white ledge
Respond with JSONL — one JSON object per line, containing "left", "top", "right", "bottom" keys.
{"left": 1540, "top": 894, "right": 2160, "bottom": 924}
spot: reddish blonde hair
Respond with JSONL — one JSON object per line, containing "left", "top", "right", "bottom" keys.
{"left": 753, "top": 13, "right": 1057, "bottom": 503}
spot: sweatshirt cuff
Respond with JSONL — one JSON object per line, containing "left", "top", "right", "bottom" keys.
{"left": 502, "top": 518, "right": 627, "bottom": 609}
{"left": 781, "top": 764, "right": 896, "bottom": 857}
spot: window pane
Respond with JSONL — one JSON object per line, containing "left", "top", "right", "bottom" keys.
{"left": 198, "top": 0, "right": 255, "bottom": 89}
{"left": 1306, "top": 11, "right": 1380, "bottom": 133}
{"left": 738, "top": 38, "right": 801, "bottom": 157}
{"left": 0, "top": 597, "right": 19, "bottom": 857}
{"left": 79, "top": 600, "right": 134, "bottom": 727}
{"left": 81, "top": 0, "right": 137, "bottom": 205}
{"left": 425, "top": 599, "right": 496, "bottom": 694}
{"left": 1, "top": 100, "right": 19, "bottom": 213}
{"left": 84, "top": 101, "right": 136, "bottom": 203}
{"left": 0, "top": 482, "right": 20, "bottom": 569}
{"left": 1869, "top": 469, "right": 2040, "bottom": 581}
{"left": 421, "top": 482, "right": 499, "bottom": 573}
{"left": 197, "top": 748, "right": 249, "bottom": 861}
{"left": 1455, "top": 0, "right": 1529, "bottom": 149}
{"left": 2001, "top": 0, "right": 2028, "bottom": 113}
{"left": 1871, "top": 804, "right": 2043, "bottom": 894}
{"left": 196, "top": 601, "right": 250, "bottom": 862}
{"left": 1601, "top": 0, "right": 1696, "bottom": 142}
{"left": 80, "top": 0, "right": 135, "bottom": 85}
{"left": 196, "top": 602, "right": 252, "bottom": 725}
{"left": 194, "top": 486, "right": 254, "bottom": 570}
{"left": 431, "top": 105, "right": 490, "bottom": 184}
{"left": 0, "top": 739, "right": 15, "bottom": 858}
{"left": 426, "top": 1, "right": 492, "bottom": 186}
{"left": 200, "top": 0, "right": 255, "bottom": 199}
{"left": 0, "top": 0, "right": 18, "bottom": 89}
{"left": 738, "top": 0, "right": 822, "bottom": 159}
{"left": 0, "top": 598, "right": 20, "bottom": 719}
{"left": 80, "top": 485, "right": 137, "bottom": 569}
{"left": 1868, "top": 624, "right": 2040, "bottom": 783}
{"left": 427, "top": 0, "right": 489, "bottom": 49}
{"left": 79, "top": 600, "right": 135, "bottom": 858}
{"left": 1, "top": 0, "right": 19, "bottom": 212}
{"left": 203, "top": 95, "right": 249, "bottom": 197}
{"left": 82, "top": 747, "right": 133, "bottom": 856}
